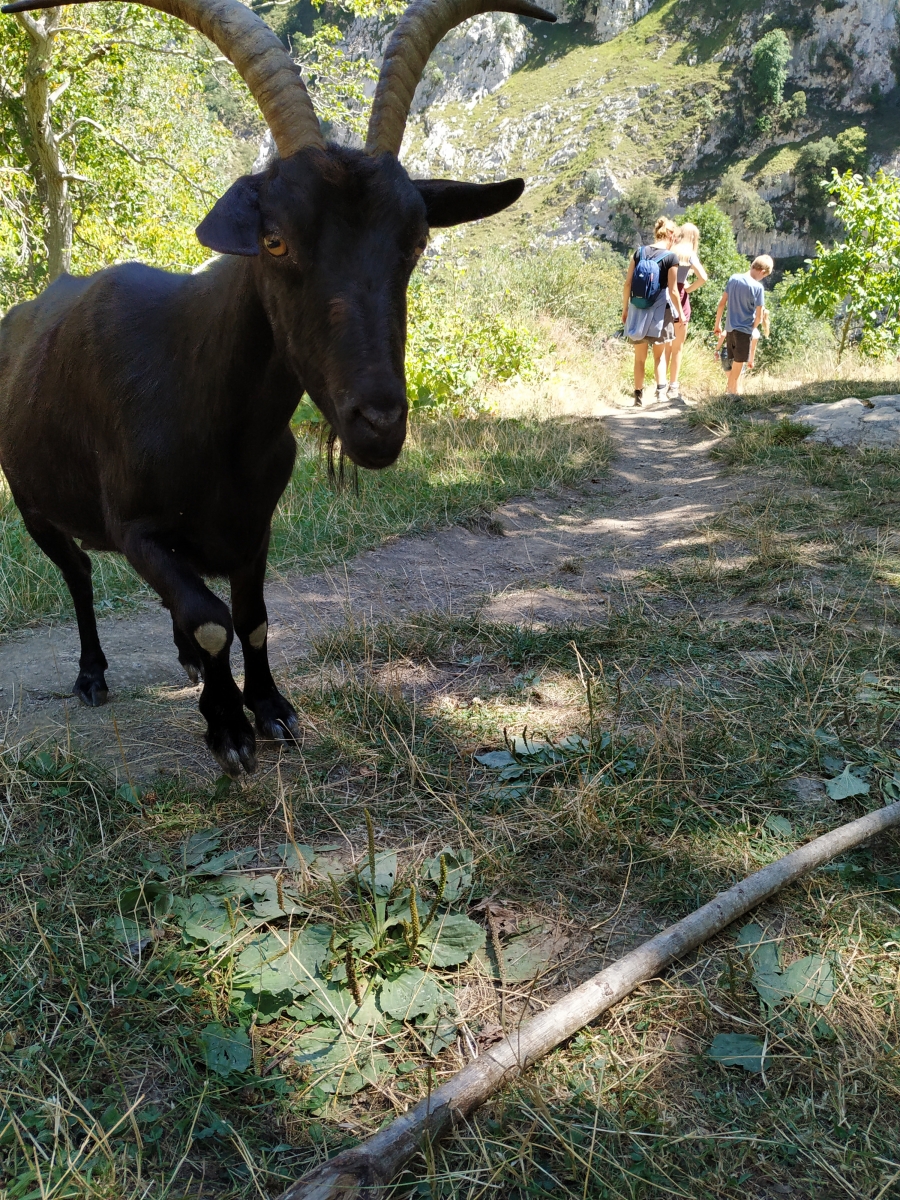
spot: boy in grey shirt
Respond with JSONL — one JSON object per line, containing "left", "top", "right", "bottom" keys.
{"left": 714, "top": 255, "right": 773, "bottom": 394}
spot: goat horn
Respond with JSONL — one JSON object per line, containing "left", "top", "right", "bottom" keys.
{"left": 366, "top": 0, "right": 555, "bottom": 158}
{"left": 1, "top": 0, "right": 325, "bottom": 157}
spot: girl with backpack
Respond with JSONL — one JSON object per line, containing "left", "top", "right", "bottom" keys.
{"left": 622, "top": 217, "right": 684, "bottom": 406}
{"left": 665, "top": 222, "right": 708, "bottom": 403}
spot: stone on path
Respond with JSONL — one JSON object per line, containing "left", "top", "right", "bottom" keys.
{"left": 795, "top": 394, "right": 900, "bottom": 448}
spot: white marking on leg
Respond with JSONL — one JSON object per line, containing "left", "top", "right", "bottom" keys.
{"left": 195, "top": 622, "right": 228, "bottom": 655}
{"left": 248, "top": 621, "right": 268, "bottom": 650}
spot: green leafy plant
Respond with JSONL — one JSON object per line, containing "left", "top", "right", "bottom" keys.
{"left": 737, "top": 923, "right": 835, "bottom": 1029}
{"left": 785, "top": 168, "right": 900, "bottom": 357}
{"left": 707, "top": 1032, "right": 768, "bottom": 1074}
{"left": 750, "top": 29, "right": 791, "bottom": 110}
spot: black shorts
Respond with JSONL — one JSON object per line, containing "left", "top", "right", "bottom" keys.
{"left": 726, "top": 330, "right": 752, "bottom": 363}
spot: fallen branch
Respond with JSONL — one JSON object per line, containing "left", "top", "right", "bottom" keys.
{"left": 278, "top": 800, "right": 900, "bottom": 1200}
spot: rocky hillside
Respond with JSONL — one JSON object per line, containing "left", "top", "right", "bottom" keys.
{"left": 346, "top": 0, "right": 900, "bottom": 257}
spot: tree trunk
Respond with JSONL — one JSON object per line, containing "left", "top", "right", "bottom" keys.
{"left": 17, "top": 8, "right": 73, "bottom": 280}
{"left": 278, "top": 799, "right": 900, "bottom": 1200}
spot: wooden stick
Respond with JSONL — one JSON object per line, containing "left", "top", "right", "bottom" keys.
{"left": 277, "top": 800, "right": 900, "bottom": 1200}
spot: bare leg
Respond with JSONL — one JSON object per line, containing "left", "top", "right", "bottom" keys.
{"left": 633, "top": 342, "right": 649, "bottom": 390}
{"left": 230, "top": 533, "right": 300, "bottom": 742}
{"left": 652, "top": 343, "right": 667, "bottom": 387}
{"left": 122, "top": 527, "right": 256, "bottom": 775}
{"left": 21, "top": 512, "right": 108, "bottom": 706}
{"left": 667, "top": 321, "right": 687, "bottom": 387}
{"left": 727, "top": 360, "right": 745, "bottom": 395}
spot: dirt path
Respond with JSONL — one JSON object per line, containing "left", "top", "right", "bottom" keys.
{"left": 0, "top": 400, "right": 757, "bottom": 781}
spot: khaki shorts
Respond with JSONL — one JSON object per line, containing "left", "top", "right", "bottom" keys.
{"left": 630, "top": 311, "right": 676, "bottom": 346}
{"left": 726, "top": 329, "right": 752, "bottom": 363}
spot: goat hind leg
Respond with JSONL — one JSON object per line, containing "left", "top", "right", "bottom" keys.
{"left": 21, "top": 514, "right": 108, "bottom": 705}
{"left": 231, "top": 536, "right": 300, "bottom": 743}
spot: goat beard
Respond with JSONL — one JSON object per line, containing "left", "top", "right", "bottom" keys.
{"left": 318, "top": 423, "right": 359, "bottom": 494}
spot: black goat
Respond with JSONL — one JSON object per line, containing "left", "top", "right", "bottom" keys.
{"left": 0, "top": 0, "right": 554, "bottom": 775}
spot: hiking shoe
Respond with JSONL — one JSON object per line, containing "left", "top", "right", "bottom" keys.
{"left": 633, "top": 388, "right": 643, "bottom": 407}
{"left": 656, "top": 384, "right": 669, "bottom": 403}
{"left": 668, "top": 387, "right": 684, "bottom": 403}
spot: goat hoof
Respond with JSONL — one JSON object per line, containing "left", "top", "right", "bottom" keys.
{"left": 181, "top": 659, "right": 202, "bottom": 685}
{"left": 73, "top": 673, "right": 108, "bottom": 707}
{"left": 249, "top": 694, "right": 302, "bottom": 744}
{"left": 205, "top": 719, "right": 258, "bottom": 777}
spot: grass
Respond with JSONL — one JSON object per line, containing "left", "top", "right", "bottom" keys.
{"left": 3, "top": 554, "right": 900, "bottom": 1196}
{"left": 0, "top": 413, "right": 610, "bottom": 638}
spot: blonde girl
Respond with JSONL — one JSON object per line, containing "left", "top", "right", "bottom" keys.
{"left": 664, "top": 222, "right": 708, "bottom": 403}
{"left": 622, "top": 217, "right": 684, "bottom": 407}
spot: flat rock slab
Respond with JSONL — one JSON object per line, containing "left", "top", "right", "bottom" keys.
{"left": 795, "top": 394, "right": 900, "bottom": 448}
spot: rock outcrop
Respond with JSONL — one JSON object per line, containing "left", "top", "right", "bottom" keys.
{"left": 795, "top": 395, "right": 900, "bottom": 448}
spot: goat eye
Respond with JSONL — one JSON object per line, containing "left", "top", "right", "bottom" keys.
{"left": 264, "top": 235, "right": 288, "bottom": 257}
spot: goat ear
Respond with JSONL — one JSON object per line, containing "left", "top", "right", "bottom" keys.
{"left": 195, "top": 176, "right": 261, "bottom": 256}
{"left": 415, "top": 178, "right": 525, "bottom": 227}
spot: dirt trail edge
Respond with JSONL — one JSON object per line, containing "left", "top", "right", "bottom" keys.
{"left": 0, "top": 401, "right": 753, "bottom": 780}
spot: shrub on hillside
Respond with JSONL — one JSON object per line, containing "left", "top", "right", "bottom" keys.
{"left": 750, "top": 29, "right": 791, "bottom": 110}
{"left": 612, "top": 178, "right": 665, "bottom": 243}
{"left": 797, "top": 127, "right": 868, "bottom": 206}
{"left": 679, "top": 201, "right": 746, "bottom": 331}
{"left": 718, "top": 167, "right": 774, "bottom": 233}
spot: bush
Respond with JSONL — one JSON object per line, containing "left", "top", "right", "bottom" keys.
{"left": 797, "top": 127, "right": 868, "bottom": 207}
{"left": 759, "top": 278, "right": 834, "bottom": 364}
{"left": 750, "top": 29, "right": 791, "bottom": 109}
{"left": 405, "top": 271, "right": 538, "bottom": 415}
{"left": 679, "top": 201, "right": 747, "bottom": 331}
{"left": 718, "top": 167, "right": 774, "bottom": 233}
{"left": 612, "top": 177, "right": 665, "bottom": 242}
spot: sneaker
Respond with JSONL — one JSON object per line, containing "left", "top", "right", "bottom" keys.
{"left": 656, "top": 384, "right": 669, "bottom": 403}
{"left": 633, "top": 388, "right": 643, "bottom": 407}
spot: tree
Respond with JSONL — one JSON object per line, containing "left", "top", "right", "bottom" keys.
{"left": 796, "top": 127, "right": 868, "bottom": 209}
{"left": 785, "top": 169, "right": 900, "bottom": 358}
{"left": 679, "top": 201, "right": 746, "bottom": 331}
{"left": 717, "top": 166, "right": 774, "bottom": 234}
{"left": 750, "top": 28, "right": 791, "bottom": 110}
{"left": 0, "top": 6, "right": 248, "bottom": 306}
{"left": 612, "top": 177, "right": 664, "bottom": 243}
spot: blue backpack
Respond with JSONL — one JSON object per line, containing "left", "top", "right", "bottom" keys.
{"left": 630, "top": 246, "right": 667, "bottom": 309}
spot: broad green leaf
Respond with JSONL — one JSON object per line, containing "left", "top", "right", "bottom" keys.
{"left": 188, "top": 847, "right": 256, "bottom": 877}
{"left": 294, "top": 1026, "right": 389, "bottom": 1095}
{"left": 361, "top": 850, "right": 397, "bottom": 897}
{"left": 235, "top": 926, "right": 333, "bottom": 997}
{"left": 778, "top": 954, "right": 834, "bottom": 1007}
{"left": 171, "top": 893, "right": 240, "bottom": 947}
{"left": 707, "top": 1033, "right": 768, "bottom": 1073}
{"left": 197, "top": 1023, "right": 252, "bottom": 1077}
{"left": 247, "top": 874, "right": 307, "bottom": 919}
{"left": 107, "top": 914, "right": 150, "bottom": 952}
{"left": 118, "top": 881, "right": 172, "bottom": 920}
{"left": 420, "top": 913, "right": 485, "bottom": 967}
{"left": 737, "top": 924, "right": 781, "bottom": 977}
{"left": 825, "top": 766, "right": 870, "bottom": 800}
{"left": 765, "top": 815, "right": 793, "bottom": 837}
{"left": 276, "top": 843, "right": 316, "bottom": 870}
{"left": 421, "top": 848, "right": 474, "bottom": 902}
{"left": 478, "top": 921, "right": 566, "bottom": 982}
{"left": 556, "top": 734, "right": 590, "bottom": 754}
{"left": 378, "top": 968, "right": 445, "bottom": 1021}
{"left": 475, "top": 750, "right": 516, "bottom": 768}
{"left": 180, "top": 829, "right": 221, "bottom": 867}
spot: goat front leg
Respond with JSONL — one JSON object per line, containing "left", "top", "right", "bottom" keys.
{"left": 231, "top": 533, "right": 301, "bottom": 743}
{"left": 122, "top": 529, "right": 256, "bottom": 776}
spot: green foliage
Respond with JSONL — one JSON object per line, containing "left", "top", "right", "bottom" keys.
{"left": 750, "top": 28, "right": 791, "bottom": 110}
{"left": 405, "top": 269, "right": 538, "bottom": 415}
{"left": 707, "top": 1033, "right": 768, "bottom": 1073}
{"left": 759, "top": 277, "right": 834, "bottom": 365}
{"left": 796, "top": 127, "right": 868, "bottom": 208}
{"left": 0, "top": 7, "right": 244, "bottom": 306}
{"left": 779, "top": 88, "right": 806, "bottom": 127}
{"left": 612, "top": 177, "right": 665, "bottom": 242}
{"left": 679, "top": 200, "right": 746, "bottom": 331}
{"left": 749, "top": 28, "right": 791, "bottom": 109}
{"left": 717, "top": 166, "right": 774, "bottom": 232}
{"left": 785, "top": 169, "right": 900, "bottom": 356}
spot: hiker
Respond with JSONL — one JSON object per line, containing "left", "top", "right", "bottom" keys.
{"left": 714, "top": 255, "right": 774, "bottom": 395}
{"left": 665, "top": 221, "right": 708, "bottom": 403}
{"left": 622, "top": 217, "right": 684, "bottom": 407}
